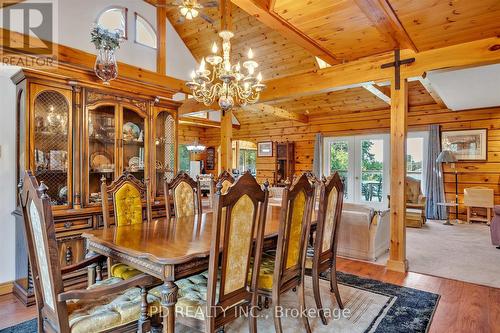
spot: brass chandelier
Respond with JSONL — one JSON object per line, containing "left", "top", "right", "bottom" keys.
{"left": 186, "top": 30, "right": 266, "bottom": 112}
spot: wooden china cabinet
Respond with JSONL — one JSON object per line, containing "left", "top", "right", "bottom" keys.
{"left": 12, "top": 69, "right": 179, "bottom": 305}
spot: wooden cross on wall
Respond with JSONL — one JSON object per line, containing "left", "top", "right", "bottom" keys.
{"left": 381, "top": 49, "right": 415, "bottom": 90}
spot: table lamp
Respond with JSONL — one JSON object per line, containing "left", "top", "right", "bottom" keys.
{"left": 436, "top": 150, "right": 459, "bottom": 223}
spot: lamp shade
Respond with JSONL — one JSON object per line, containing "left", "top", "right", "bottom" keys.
{"left": 436, "top": 150, "right": 457, "bottom": 163}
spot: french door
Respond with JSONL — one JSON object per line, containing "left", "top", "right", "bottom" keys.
{"left": 323, "top": 134, "right": 390, "bottom": 208}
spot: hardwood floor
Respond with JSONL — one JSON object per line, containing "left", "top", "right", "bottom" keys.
{"left": 0, "top": 258, "right": 498, "bottom": 332}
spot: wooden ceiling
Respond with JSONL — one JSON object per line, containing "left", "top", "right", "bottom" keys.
{"left": 146, "top": 0, "right": 500, "bottom": 126}
{"left": 233, "top": 81, "right": 436, "bottom": 124}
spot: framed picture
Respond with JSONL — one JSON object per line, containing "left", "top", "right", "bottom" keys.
{"left": 441, "top": 129, "right": 487, "bottom": 161}
{"left": 257, "top": 141, "right": 273, "bottom": 157}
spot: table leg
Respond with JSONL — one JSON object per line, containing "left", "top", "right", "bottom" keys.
{"left": 161, "top": 281, "right": 178, "bottom": 333}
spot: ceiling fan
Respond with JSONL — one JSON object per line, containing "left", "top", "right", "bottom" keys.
{"left": 162, "top": 0, "right": 218, "bottom": 24}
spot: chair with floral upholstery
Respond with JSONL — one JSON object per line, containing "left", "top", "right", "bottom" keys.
{"left": 19, "top": 171, "right": 159, "bottom": 333}
{"left": 166, "top": 172, "right": 269, "bottom": 332}
{"left": 257, "top": 173, "right": 315, "bottom": 333}
{"left": 101, "top": 172, "right": 152, "bottom": 280}
{"left": 305, "top": 172, "right": 344, "bottom": 325}
{"left": 164, "top": 171, "right": 202, "bottom": 220}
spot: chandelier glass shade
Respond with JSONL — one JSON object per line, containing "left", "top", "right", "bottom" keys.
{"left": 186, "top": 30, "right": 266, "bottom": 112}
{"left": 179, "top": 5, "right": 199, "bottom": 20}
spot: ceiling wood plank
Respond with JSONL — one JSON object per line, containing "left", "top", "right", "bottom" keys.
{"left": 419, "top": 76, "right": 447, "bottom": 109}
{"left": 242, "top": 103, "right": 308, "bottom": 123}
{"left": 260, "top": 36, "right": 500, "bottom": 102}
{"left": 231, "top": 0, "right": 340, "bottom": 65}
{"left": 354, "top": 0, "right": 418, "bottom": 52}
{"left": 362, "top": 83, "right": 391, "bottom": 104}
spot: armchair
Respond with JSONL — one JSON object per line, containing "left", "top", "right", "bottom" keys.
{"left": 19, "top": 171, "right": 160, "bottom": 333}
{"left": 388, "top": 176, "right": 427, "bottom": 227}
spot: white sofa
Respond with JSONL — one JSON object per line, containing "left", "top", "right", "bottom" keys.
{"left": 337, "top": 203, "right": 390, "bottom": 262}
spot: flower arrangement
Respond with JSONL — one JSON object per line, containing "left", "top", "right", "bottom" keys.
{"left": 90, "top": 25, "right": 122, "bottom": 50}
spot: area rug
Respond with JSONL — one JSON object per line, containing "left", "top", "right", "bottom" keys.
{"left": 0, "top": 272, "right": 439, "bottom": 333}
{"left": 405, "top": 220, "right": 500, "bottom": 288}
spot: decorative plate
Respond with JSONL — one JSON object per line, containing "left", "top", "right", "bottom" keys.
{"left": 129, "top": 156, "right": 140, "bottom": 168}
{"left": 91, "top": 152, "right": 111, "bottom": 169}
{"left": 123, "top": 122, "right": 140, "bottom": 141}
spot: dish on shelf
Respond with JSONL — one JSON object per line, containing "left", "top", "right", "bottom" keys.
{"left": 123, "top": 122, "right": 140, "bottom": 141}
{"left": 91, "top": 151, "right": 112, "bottom": 169}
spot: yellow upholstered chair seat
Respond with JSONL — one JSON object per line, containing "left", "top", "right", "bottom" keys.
{"left": 304, "top": 246, "right": 314, "bottom": 270}
{"left": 114, "top": 183, "right": 143, "bottom": 226}
{"left": 110, "top": 263, "right": 143, "bottom": 280}
{"left": 253, "top": 252, "right": 276, "bottom": 291}
{"left": 149, "top": 271, "right": 220, "bottom": 321}
{"left": 174, "top": 181, "right": 196, "bottom": 218}
{"left": 110, "top": 183, "right": 144, "bottom": 279}
{"left": 66, "top": 277, "right": 160, "bottom": 333}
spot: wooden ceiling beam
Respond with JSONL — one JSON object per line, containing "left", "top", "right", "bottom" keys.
{"left": 242, "top": 103, "right": 308, "bottom": 123}
{"left": 419, "top": 75, "right": 447, "bottom": 109}
{"left": 0, "top": 28, "right": 188, "bottom": 95}
{"left": 261, "top": 36, "right": 500, "bottom": 102}
{"left": 179, "top": 116, "right": 241, "bottom": 129}
{"left": 354, "top": 0, "right": 418, "bottom": 52}
{"left": 362, "top": 83, "right": 391, "bottom": 104}
{"left": 156, "top": 0, "right": 167, "bottom": 74}
{"left": 179, "top": 99, "right": 220, "bottom": 115}
{"left": 230, "top": 0, "right": 339, "bottom": 65}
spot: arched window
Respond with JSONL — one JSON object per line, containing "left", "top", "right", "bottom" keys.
{"left": 96, "top": 7, "right": 127, "bottom": 39}
{"left": 135, "top": 13, "right": 157, "bottom": 49}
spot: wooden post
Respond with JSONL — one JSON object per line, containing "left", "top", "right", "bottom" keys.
{"left": 220, "top": 110, "right": 233, "bottom": 172}
{"left": 220, "top": 0, "right": 232, "bottom": 31}
{"left": 386, "top": 77, "right": 408, "bottom": 272}
{"left": 156, "top": 3, "right": 167, "bottom": 74}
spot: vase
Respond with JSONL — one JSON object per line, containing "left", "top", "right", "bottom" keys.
{"left": 94, "top": 48, "right": 118, "bottom": 84}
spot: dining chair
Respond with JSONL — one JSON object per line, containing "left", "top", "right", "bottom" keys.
{"left": 305, "top": 172, "right": 344, "bottom": 325}
{"left": 164, "top": 171, "right": 202, "bottom": 220}
{"left": 257, "top": 173, "right": 315, "bottom": 333}
{"left": 101, "top": 171, "right": 152, "bottom": 280}
{"left": 19, "top": 171, "right": 159, "bottom": 333}
{"left": 207, "top": 170, "right": 235, "bottom": 209}
{"left": 171, "top": 171, "right": 269, "bottom": 333}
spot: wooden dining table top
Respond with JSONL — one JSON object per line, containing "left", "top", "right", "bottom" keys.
{"left": 83, "top": 204, "right": 314, "bottom": 266}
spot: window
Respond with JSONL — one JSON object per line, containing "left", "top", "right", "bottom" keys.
{"left": 324, "top": 131, "right": 428, "bottom": 207}
{"left": 178, "top": 144, "right": 190, "bottom": 172}
{"left": 135, "top": 13, "right": 157, "bottom": 49}
{"left": 315, "top": 56, "right": 332, "bottom": 69}
{"left": 239, "top": 149, "right": 256, "bottom": 175}
{"left": 96, "top": 7, "right": 127, "bottom": 39}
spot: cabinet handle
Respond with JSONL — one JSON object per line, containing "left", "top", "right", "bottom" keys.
{"left": 64, "top": 222, "right": 73, "bottom": 229}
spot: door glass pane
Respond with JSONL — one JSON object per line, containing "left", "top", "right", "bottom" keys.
{"left": 329, "top": 141, "right": 349, "bottom": 199}
{"left": 238, "top": 149, "right": 256, "bottom": 175}
{"left": 123, "top": 108, "right": 145, "bottom": 181}
{"left": 34, "top": 91, "right": 69, "bottom": 205}
{"left": 178, "top": 144, "right": 190, "bottom": 172}
{"left": 155, "top": 112, "right": 175, "bottom": 197}
{"left": 361, "top": 139, "right": 384, "bottom": 202}
{"left": 88, "top": 105, "right": 115, "bottom": 204}
{"left": 407, "top": 137, "right": 424, "bottom": 183}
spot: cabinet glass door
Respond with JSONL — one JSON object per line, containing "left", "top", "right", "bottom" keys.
{"left": 33, "top": 90, "right": 71, "bottom": 206}
{"left": 154, "top": 111, "right": 176, "bottom": 197}
{"left": 122, "top": 107, "right": 146, "bottom": 181}
{"left": 88, "top": 105, "right": 116, "bottom": 204}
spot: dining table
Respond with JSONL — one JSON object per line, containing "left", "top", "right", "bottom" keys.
{"left": 82, "top": 204, "right": 317, "bottom": 333}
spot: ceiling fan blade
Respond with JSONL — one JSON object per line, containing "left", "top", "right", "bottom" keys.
{"left": 200, "top": 12, "right": 215, "bottom": 24}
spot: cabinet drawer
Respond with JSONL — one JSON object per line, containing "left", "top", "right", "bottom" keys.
{"left": 55, "top": 217, "right": 93, "bottom": 233}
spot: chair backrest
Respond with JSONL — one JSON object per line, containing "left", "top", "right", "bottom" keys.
{"left": 216, "top": 170, "right": 235, "bottom": 195}
{"left": 164, "top": 171, "right": 202, "bottom": 219}
{"left": 19, "top": 171, "right": 70, "bottom": 332}
{"left": 406, "top": 176, "right": 422, "bottom": 203}
{"left": 101, "top": 172, "right": 151, "bottom": 228}
{"left": 275, "top": 173, "right": 315, "bottom": 286}
{"left": 313, "top": 172, "right": 344, "bottom": 265}
{"left": 206, "top": 172, "right": 269, "bottom": 321}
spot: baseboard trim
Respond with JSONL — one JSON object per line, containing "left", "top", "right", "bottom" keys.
{"left": 0, "top": 281, "right": 13, "bottom": 296}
